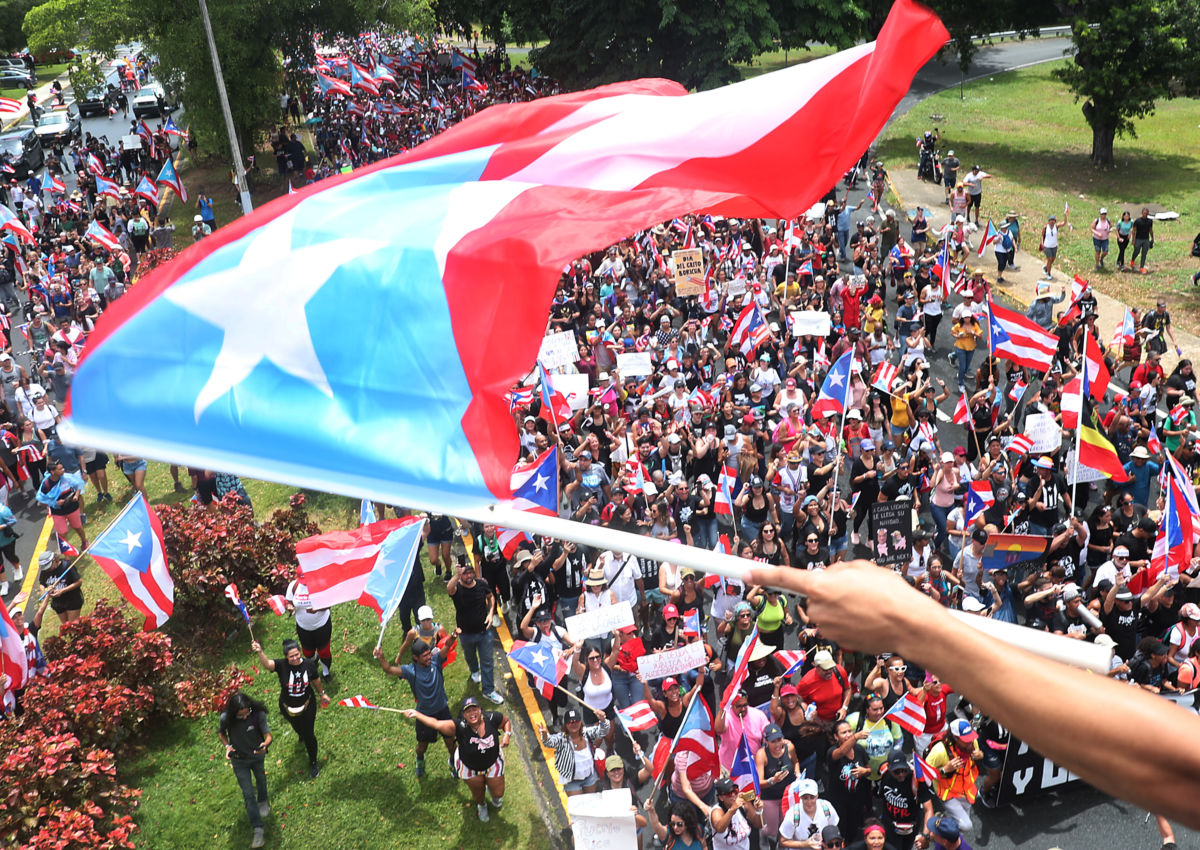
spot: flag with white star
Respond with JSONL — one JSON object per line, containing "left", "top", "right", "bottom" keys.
{"left": 507, "top": 446, "right": 558, "bottom": 516}
{"left": 88, "top": 493, "right": 174, "bottom": 631}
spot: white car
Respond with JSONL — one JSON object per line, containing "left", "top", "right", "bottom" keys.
{"left": 132, "top": 83, "right": 173, "bottom": 118}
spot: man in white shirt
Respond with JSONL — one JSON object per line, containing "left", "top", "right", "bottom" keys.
{"left": 598, "top": 549, "right": 644, "bottom": 619}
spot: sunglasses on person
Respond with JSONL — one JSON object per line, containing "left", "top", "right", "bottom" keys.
{"left": 824, "top": 842, "right": 845, "bottom": 849}
{"left": 761, "top": 528, "right": 775, "bottom": 535}
{"left": 670, "top": 820, "right": 686, "bottom": 829}
{"left": 806, "top": 537, "right": 819, "bottom": 543}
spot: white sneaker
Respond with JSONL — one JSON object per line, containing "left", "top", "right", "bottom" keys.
{"left": 488, "top": 791, "right": 503, "bottom": 809}
{"left": 12, "top": 567, "right": 22, "bottom": 582}
{"left": 477, "top": 803, "right": 490, "bottom": 822}
{"left": 484, "top": 690, "right": 505, "bottom": 705}
{"left": 470, "top": 671, "right": 482, "bottom": 684}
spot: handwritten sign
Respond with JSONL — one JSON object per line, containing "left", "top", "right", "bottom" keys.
{"left": 538, "top": 330, "right": 579, "bottom": 371}
{"left": 616, "top": 351, "right": 654, "bottom": 377}
{"left": 788, "top": 310, "right": 832, "bottom": 338}
{"left": 637, "top": 641, "right": 707, "bottom": 681}
{"left": 568, "top": 789, "right": 637, "bottom": 850}
{"left": 671, "top": 248, "right": 706, "bottom": 296}
{"left": 565, "top": 601, "right": 635, "bottom": 641}
{"left": 548, "top": 372, "right": 591, "bottom": 411}
{"left": 1023, "top": 412, "right": 1062, "bottom": 453}
{"left": 1065, "top": 449, "right": 1106, "bottom": 484}
{"left": 726, "top": 277, "right": 747, "bottom": 297}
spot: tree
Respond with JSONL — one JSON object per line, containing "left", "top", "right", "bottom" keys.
{"left": 1052, "top": 0, "right": 1200, "bottom": 167}
{"left": 67, "top": 53, "right": 107, "bottom": 97}
{"left": 0, "top": 0, "right": 35, "bottom": 53}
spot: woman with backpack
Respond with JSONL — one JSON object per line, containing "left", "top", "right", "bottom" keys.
{"left": 517, "top": 601, "right": 573, "bottom": 723}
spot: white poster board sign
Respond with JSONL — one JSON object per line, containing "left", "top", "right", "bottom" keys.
{"left": 538, "top": 331, "right": 578, "bottom": 370}
{"left": 616, "top": 351, "right": 654, "bottom": 377}
{"left": 637, "top": 641, "right": 707, "bottom": 681}
{"left": 1065, "top": 450, "right": 1107, "bottom": 484}
{"left": 565, "top": 601, "right": 635, "bottom": 641}
{"left": 1024, "top": 412, "right": 1062, "bottom": 453}
{"left": 726, "top": 277, "right": 747, "bottom": 297}
{"left": 548, "top": 372, "right": 591, "bottom": 411}
{"left": 568, "top": 789, "right": 638, "bottom": 850}
{"left": 788, "top": 310, "right": 832, "bottom": 338}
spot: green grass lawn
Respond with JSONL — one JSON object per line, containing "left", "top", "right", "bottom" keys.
{"left": 735, "top": 44, "right": 839, "bottom": 79}
{"left": 48, "top": 464, "right": 554, "bottom": 850}
{"left": 876, "top": 60, "right": 1200, "bottom": 325}
{"left": 0, "top": 61, "right": 71, "bottom": 100}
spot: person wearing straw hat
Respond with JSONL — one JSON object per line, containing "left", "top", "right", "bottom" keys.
{"left": 1023, "top": 280, "right": 1065, "bottom": 330}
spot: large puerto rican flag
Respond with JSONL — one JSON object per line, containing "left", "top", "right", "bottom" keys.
{"left": 296, "top": 517, "right": 418, "bottom": 607}
{"left": 88, "top": 493, "right": 174, "bottom": 631}
{"left": 60, "top": 1, "right": 949, "bottom": 518}
{"left": 986, "top": 299, "right": 1057, "bottom": 372}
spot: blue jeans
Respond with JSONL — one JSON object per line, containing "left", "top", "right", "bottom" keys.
{"left": 956, "top": 347, "right": 974, "bottom": 387}
{"left": 740, "top": 517, "right": 763, "bottom": 542}
{"left": 611, "top": 667, "right": 644, "bottom": 710}
{"left": 558, "top": 594, "right": 581, "bottom": 619}
{"left": 930, "top": 503, "right": 950, "bottom": 549}
{"left": 460, "top": 630, "right": 495, "bottom": 693}
{"left": 838, "top": 229, "right": 850, "bottom": 260}
{"left": 231, "top": 756, "right": 268, "bottom": 829}
{"left": 692, "top": 515, "right": 718, "bottom": 551}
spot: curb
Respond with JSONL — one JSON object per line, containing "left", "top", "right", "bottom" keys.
{"left": 495, "top": 613, "right": 572, "bottom": 848}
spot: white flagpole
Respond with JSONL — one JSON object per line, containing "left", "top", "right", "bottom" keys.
{"left": 1071, "top": 333, "right": 1087, "bottom": 488}
{"left": 456, "top": 502, "right": 1110, "bottom": 673}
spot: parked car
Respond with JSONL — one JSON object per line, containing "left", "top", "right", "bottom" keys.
{"left": 0, "top": 126, "right": 44, "bottom": 178}
{"left": 131, "top": 83, "right": 173, "bottom": 118}
{"left": 0, "top": 67, "right": 33, "bottom": 88}
{"left": 34, "top": 105, "right": 81, "bottom": 144}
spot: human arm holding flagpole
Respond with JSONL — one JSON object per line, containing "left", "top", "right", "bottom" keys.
{"left": 744, "top": 560, "right": 1200, "bottom": 830}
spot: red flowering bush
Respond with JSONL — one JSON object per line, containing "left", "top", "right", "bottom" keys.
{"left": 0, "top": 730, "right": 139, "bottom": 848}
{"left": 155, "top": 492, "right": 319, "bottom": 651}
{"left": 174, "top": 665, "right": 254, "bottom": 719}
{"left": 131, "top": 245, "right": 177, "bottom": 283}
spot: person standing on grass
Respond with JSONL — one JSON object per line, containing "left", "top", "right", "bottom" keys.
{"left": 1129, "top": 207, "right": 1155, "bottom": 273}
{"left": 217, "top": 691, "right": 273, "bottom": 849}
{"left": 1090, "top": 207, "right": 1112, "bottom": 271}
{"left": 402, "top": 697, "right": 511, "bottom": 823}
{"left": 285, "top": 574, "right": 335, "bottom": 682}
{"left": 373, "top": 631, "right": 459, "bottom": 777}
{"left": 447, "top": 553, "right": 504, "bottom": 705}
{"left": 1039, "top": 213, "right": 1060, "bottom": 280}
{"left": 250, "top": 637, "right": 330, "bottom": 779}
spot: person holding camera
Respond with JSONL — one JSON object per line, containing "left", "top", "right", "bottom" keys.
{"left": 251, "top": 637, "right": 330, "bottom": 779}
{"left": 217, "top": 691, "right": 273, "bottom": 849}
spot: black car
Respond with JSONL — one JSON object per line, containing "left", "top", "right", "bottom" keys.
{"left": 0, "top": 126, "right": 44, "bottom": 178}
{"left": 77, "top": 86, "right": 112, "bottom": 118}
{"left": 34, "top": 105, "right": 81, "bottom": 145}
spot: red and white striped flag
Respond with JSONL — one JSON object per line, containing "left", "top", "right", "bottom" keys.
{"left": 296, "top": 517, "right": 422, "bottom": 607}
{"left": 715, "top": 464, "right": 737, "bottom": 516}
{"left": 616, "top": 700, "right": 659, "bottom": 732}
{"left": 1008, "top": 434, "right": 1034, "bottom": 455}
{"left": 339, "top": 695, "right": 378, "bottom": 709}
{"left": 952, "top": 393, "right": 970, "bottom": 425}
{"left": 883, "top": 694, "right": 927, "bottom": 734}
{"left": 0, "top": 96, "right": 22, "bottom": 115}
{"left": 871, "top": 360, "right": 899, "bottom": 392}
{"left": 266, "top": 594, "right": 288, "bottom": 615}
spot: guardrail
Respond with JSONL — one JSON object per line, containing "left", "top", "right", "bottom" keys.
{"left": 960, "top": 24, "right": 1074, "bottom": 45}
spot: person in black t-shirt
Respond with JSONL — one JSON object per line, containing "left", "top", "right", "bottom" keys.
{"left": 404, "top": 697, "right": 511, "bottom": 823}
{"left": 217, "top": 691, "right": 273, "bottom": 847}
{"left": 1023, "top": 457, "right": 1068, "bottom": 534}
{"left": 876, "top": 752, "right": 934, "bottom": 850}
{"left": 551, "top": 540, "right": 587, "bottom": 618}
{"left": 251, "top": 638, "right": 330, "bottom": 778}
{"left": 448, "top": 555, "right": 504, "bottom": 705}
{"left": 1101, "top": 583, "right": 1142, "bottom": 660}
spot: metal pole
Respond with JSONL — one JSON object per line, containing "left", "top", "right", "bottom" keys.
{"left": 196, "top": 0, "right": 253, "bottom": 216}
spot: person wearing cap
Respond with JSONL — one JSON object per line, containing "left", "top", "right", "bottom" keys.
{"left": 848, "top": 440, "right": 880, "bottom": 546}
{"left": 36, "top": 540, "right": 83, "bottom": 631}
{"left": 795, "top": 648, "right": 850, "bottom": 723}
{"left": 192, "top": 214, "right": 212, "bottom": 242}
{"left": 875, "top": 752, "right": 934, "bottom": 849}
{"left": 754, "top": 720, "right": 798, "bottom": 842}
{"left": 447, "top": 554, "right": 504, "bottom": 706}
{"left": 925, "top": 717, "right": 982, "bottom": 831}
{"left": 924, "top": 813, "right": 970, "bottom": 850}
{"left": 1120, "top": 443, "right": 1161, "bottom": 507}
{"left": 283, "top": 572, "right": 336, "bottom": 682}
{"left": 1021, "top": 455, "right": 1067, "bottom": 536}
{"left": 6, "top": 593, "right": 51, "bottom": 716}
{"left": 1089, "top": 207, "right": 1112, "bottom": 270}
{"left": 698, "top": 774, "right": 763, "bottom": 850}
{"left": 1102, "top": 574, "right": 1144, "bottom": 660}
{"left": 1164, "top": 603, "right": 1200, "bottom": 669}
{"left": 403, "top": 696, "right": 511, "bottom": 823}
{"left": 1038, "top": 212, "right": 1061, "bottom": 280}
{"left": 1129, "top": 637, "right": 1181, "bottom": 695}
{"left": 598, "top": 750, "right": 652, "bottom": 842}
{"left": 537, "top": 706, "right": 609, "bottom": 796}
{"left": 716, "top": 685, "right": 771, "bottom": 770}
{"left": 948, "top": 309, "right": 981, "bottom": 391}
{"left": 779, "top": 776, "right": 839, "bottom": 848}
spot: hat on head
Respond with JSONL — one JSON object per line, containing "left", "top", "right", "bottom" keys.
{"left": 950, "top": 718, "right": 978, "bottom": 742}
{"left": 461, "top": 696, "right": 479, "bottom": 709}
{"left": 887, "top": 750, "right": 911, "bottom": 771}
{"left": 821, "top": 826, "right": 843, "bottom": 844}
{"left": 417, "top": 605, "right": 434, "bottom": 621}
{"left": 1049, "top": 213, "right": 1057, "bottom": 220}
{"left": 953, "top": 446, "right": 967, "bottom": 456}
{"left": 847, "top": 409, "right": 862, "bottom": 420}
{"left": 972, "top": 527, "right": 989, "bottom": 544}
{"left": 1180, "top": 602, "right": 1200, "bottom": 621}
{"left": 605, "top": 754, "right": 625, "bottom": 772}
{"left": 511, "top": 549, "right": 533, "bottom": 568}
{"left": 941, "top": 451, "right": 955, "bottom": 464}
{"left": 1093, "top": 633, "right": 1117, "bottom": 649}
{"left": 1062, "top": 586, "right": 1081, "bottom": 602}
{"left": 961, "top": 596, "right": 987, "bottom": 613}
{"left": 763, "top": 723, "right": 784, "bottom": 742}
{"left": 38, "top": 550, "right": 55, "bottom": 567}
{"left": 1115, "top": 589, "right": 1135, "bottom": 602}
{"left": 797, "top": 778, "right": 819, "bottom": 797}
{"left": 585, "top": 567, "right": 606, "bottom": 587}
{"left": 725, "top": 424, "right": 738, "bottom": 440}
{"left": 1113, "top": 545, "right": 1129, "bottom": 558}
{"left": 1099, "top": 207, "right": 1108, "bottom": 214}
{"left": 780, "top": 684, "right": 799, "bottom": 697}
{"left": 1035, "top": 456, "right": 1054, "bottom": 469}
{"left": 1131, "top": 446, "right": 1151, "bottom": 459}
{"left": 680, "top": 566, "right": 696, "bottom": 579}
{"left": 194, "top": 214, "right": 203, "bottom": 222}
{"left": 927, "top": 814, "right": 961, "bottom": 841}
{"left": 749, "top": 641, "right": 776, "bottom": 662}
{"left": 860, "top": 439, "right": 875, "bottom": 451}
{"left": 564, "top": 708, "right": 582, "bottom": 723}
{"left": 662, "top": 603, "right": 680, "bottom": 619}
{"left": 533, "top": 606, "right": 553, "bottom": 621}
{"left": 813, "top": 649, "right": 836, "bottom": 670}
{"left": 714, "top": 776, "right": 738, "bottom": 796}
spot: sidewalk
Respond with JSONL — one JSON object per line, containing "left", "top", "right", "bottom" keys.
{"left": 887, "top": 167, "right": 1198, "bottom": 379}
{"left": 1, "top": 71, "right": 72, "bottom": 132}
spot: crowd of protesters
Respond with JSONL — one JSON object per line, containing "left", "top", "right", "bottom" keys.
{"left": 5, "top": 29, "right": 1199, "bottom": 850}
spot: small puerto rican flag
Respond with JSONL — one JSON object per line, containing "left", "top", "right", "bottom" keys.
{"left": 265, "top": 594, "right": 289, "bottom": 616}
{"left": 883, "top": 694, "right": 927, "bottom": 735}
{"left": 615, "top": 700, "right": 659, "bottom": 732}
{"left": 56, "top": 534, "right": 79, "bottom": 558}
{"left": 339, "top": 695, "right": 378, "bottom": 708}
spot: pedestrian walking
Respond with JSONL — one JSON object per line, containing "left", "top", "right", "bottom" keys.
{"left": 217, "top": 691, "right": 273, "bottom": 849}
{"left": 373, "top": 630, "right": 459, "bottom": 776}
{"left": 250, "top": 637, "right": 330, "bottom": 779}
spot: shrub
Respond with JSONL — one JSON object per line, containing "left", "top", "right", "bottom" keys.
{"left": 155, "top": 493, "right": 319, "bottom": 651}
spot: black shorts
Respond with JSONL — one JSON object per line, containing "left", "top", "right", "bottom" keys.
{"left": 416, "top": 706, "right": 453, "bottom": 743}
{"left": 85, "top": 452, "right": 109, "bottom": 474}
{"left": 968, "top": 193, "right": 982, "bottom": 210}
{"left": 297, "top": 618, "right": 332, "bottom": 652}
{"left": 427, "top": 516, "right": 454, "bottom": 545}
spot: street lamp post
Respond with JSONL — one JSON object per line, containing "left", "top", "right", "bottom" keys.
{"left": 195, "top": 0, "right": 253, "bottom": 215}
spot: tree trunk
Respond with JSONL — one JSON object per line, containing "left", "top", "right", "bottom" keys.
{"left": 1082, "top": 100, "right": 1116, "bottom": 168}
